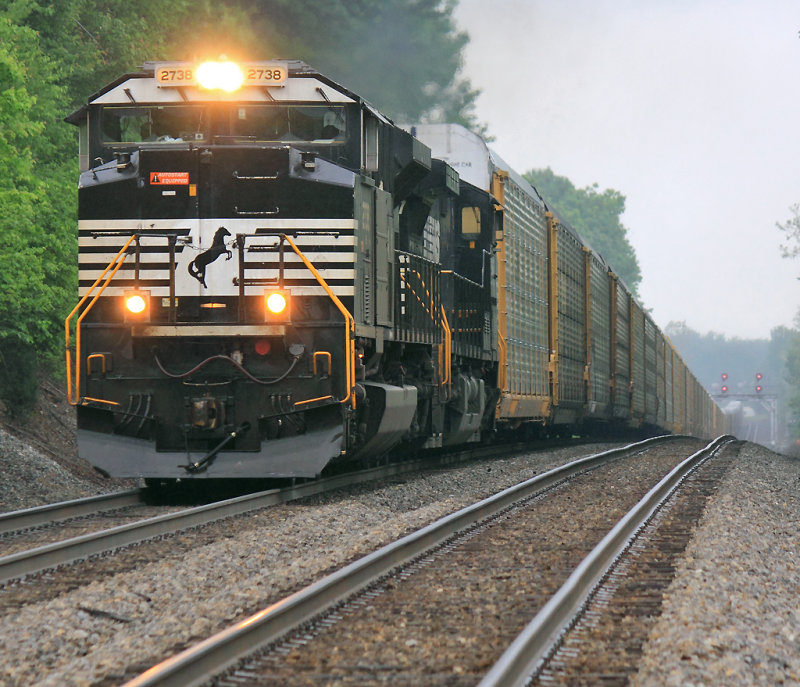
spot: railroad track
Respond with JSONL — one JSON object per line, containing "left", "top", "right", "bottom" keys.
{"left": 0, "top": 488, "right": 142, "bottom": 537}
{"left": 120, "top": 434, "right": 702, "bottom": 687}
{"left": 482, "top": 434, "right": 737, "bottom": 686}
{"left": 0, "top": 437, "right": 570, "bottom": 589}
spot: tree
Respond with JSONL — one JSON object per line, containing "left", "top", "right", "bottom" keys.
{"left": 775, "top": 205, "right": 800, "bottom": 442}
{"left": 0, "top": 14, "right": 76, "bottom": 414}
{"left": 777, "top": 203, "right": 800, "bottom": 259}
{"left": 524, "top": 168, "right": 641, "bottom": 294}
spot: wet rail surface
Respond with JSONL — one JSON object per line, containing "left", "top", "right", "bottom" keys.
{"left": 122, "top": 437, "right": 705, "bottom": 687}
{"left": 527, "top": 440, "right": 739, "bottom": 686}
{"left": 0, "top": 489, "right": 143, "bottom": 540}
{"left": 0, "top": 439, "right": 591, "bottom": 612}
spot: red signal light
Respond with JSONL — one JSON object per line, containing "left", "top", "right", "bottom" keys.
{"left": 756, "top": 384, "right": 763, "bottom": 393}
{"left": 721, "top": 385, "right": 728, "bottom": 393}
{"left": 721, "top": 372, "right": 728, "bottom": 380}
{"left": 756, "top": 372, "right": 763, "bottom": 381}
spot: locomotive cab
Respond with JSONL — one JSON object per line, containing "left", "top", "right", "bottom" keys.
{"left": 65, "top": 60, "right": 438, "bottom": 480}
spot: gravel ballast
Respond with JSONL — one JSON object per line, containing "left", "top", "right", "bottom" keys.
{"left": 0, "top": 443, "right": 622, "bottom": 686}
{"left": 0, "top": 428, "right": 107, "bottom": 512}
{"left": 632, "top": 442, "right": 800, "bottom": 686}
{"left": 0, "top": 439, "right": 797, "bottom": 686}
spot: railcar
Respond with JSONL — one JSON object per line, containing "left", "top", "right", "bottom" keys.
{"left": 64, "top": 60, "right": 727, "bottom": 482}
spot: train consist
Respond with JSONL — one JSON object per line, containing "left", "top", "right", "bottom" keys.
{"left": 65, "top": 59, "right": 727, "bottom": 481}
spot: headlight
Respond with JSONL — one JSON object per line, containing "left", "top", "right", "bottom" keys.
{"left": 264, "top": 290, "right": 290, "bottom": 322}
{"left": 266, "top": 292, "right": 287, "bottom": 314}
{"left": 197, "top": 61, "right": 244, "bottom": 92}
{"left": 126, "top": 294, "right": 147, "bottom": 314}
{"left": 124, "top": 290, "right": 150, "bottom": 321}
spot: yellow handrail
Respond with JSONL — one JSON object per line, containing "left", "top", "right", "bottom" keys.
{"left": 312, "top": 351, "right": 332, "bottom": 377}
{"left": 65, "top": 235, "right": 137, "bottom": 406}
{"left": 439, "top": 305, "right": 451, "bottom": 394}
{"left": 282, "top": 235, "right": 356, "bottom": 407}
{"left": 497, "top": 330, "right": 508, "bottom": 391}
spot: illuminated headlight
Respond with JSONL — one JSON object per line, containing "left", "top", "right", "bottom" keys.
{"left": 124, "top": 290, "right": 150, "bottom": 321}
{"left": 266, "top": 292, "right": 287, "bottom": 314}
{"left": 264, "top": 289, "right": 290, "bottom": 322}
{"left": 126, "top": 294, "right": 147, "bottom": 313}
{"left": 197, "top": 61, "right": 244, "bottom": 92}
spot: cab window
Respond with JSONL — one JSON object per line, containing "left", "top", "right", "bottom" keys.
{"left": 229, "top": 105, "right": 347, "bottom": 143}
{"left": 102, "top": 106, "right": 207, "bottom": 143}
{"left": 461, "top": 206, "right": 481, "bottom": 234}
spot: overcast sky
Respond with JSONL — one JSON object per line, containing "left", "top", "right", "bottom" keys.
{"left": 454, "top": 0, "right": 800, "bottom": 340}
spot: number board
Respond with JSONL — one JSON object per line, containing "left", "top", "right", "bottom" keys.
{"left": 242, "top": 62, "right": 288, "bottom": 87}
{"left": 154, "top": 62, "right": 289, "bottom": 88}
{"left": 155, "top": 64, "right": 196, "bottom": 86}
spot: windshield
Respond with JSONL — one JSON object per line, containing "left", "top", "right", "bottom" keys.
{"left": 227, "top": 105, "right": 347, "bottom": 143}
{"left": 102, "top": 105, "right": 207, "bottom": 143}
{"left": 101, "top": 104, "right": 347, "bottom": 145}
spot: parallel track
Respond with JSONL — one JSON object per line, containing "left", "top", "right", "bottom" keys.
{"left": 0, "top": 438, "right": 573, "bottom": 585}
{"left": 121, "top": 435, "right": 681, "bottom": 687}
{"left": 479, "top": 434, "right": 735, "bottom": 687}
{"left": 0, "top": 489, "right": 142, "bottom": 536}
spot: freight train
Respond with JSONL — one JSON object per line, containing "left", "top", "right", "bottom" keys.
{"left": 64, "top": 59, "right": 727, "bottom": 481}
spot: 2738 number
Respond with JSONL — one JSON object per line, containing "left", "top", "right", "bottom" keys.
{"left": 158, "top": 68, "right": 193, "bottom": 84}
{"left": 246, "top": 68, "right": 284, "bottom": 83}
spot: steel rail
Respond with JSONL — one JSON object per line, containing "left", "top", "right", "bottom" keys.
{"left": 122, "top": 435, "right": 676, "bottom": 687}
{"left": 0, "top": 437, "right": 584, "bottom": 584}
{"left": 478, "top": 434, "right": 734, "bottom": 687}
{"left": 0, "top": 489, "right": 142, "bottom": 536}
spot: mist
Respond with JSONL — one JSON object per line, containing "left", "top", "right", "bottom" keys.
{"left": 454, "top": 0, "right": 800, "bottom": 339}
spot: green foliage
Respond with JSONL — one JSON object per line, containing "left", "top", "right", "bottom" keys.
{"left": 777, "top": 202, "right": 800, "bottom": 259}
{"left": 784, "top": 335, "right": 800, "bottom": 431}
{"left": 524, "top": 167, "right": 642, "bottom": 295}
{"left": 663, "top": 321, "right": 773, "bottom": 388}
{"left": 0, "top": 13, "right": 76, "bottom": 413}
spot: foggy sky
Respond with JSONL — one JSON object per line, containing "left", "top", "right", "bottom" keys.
{"left": 454, "top": 0, "right": 800, "bottom": 340}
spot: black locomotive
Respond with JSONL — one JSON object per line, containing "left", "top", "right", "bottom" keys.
{"left": 64, "top": 60, "right": 726, "bottom": 481}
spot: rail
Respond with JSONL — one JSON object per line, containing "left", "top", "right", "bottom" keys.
{"left": 478, "top": 434, "right": 734, "bottom": 687}
{"left": 396, "top": 251, "right": 440, "bottom": 344}
{"left": 0, "top": 489, "right": 141, "bottom": 536}
{"left": 121, "top": 435, "right": 676, "bottom": 687}
{"left": 439, "top": 305, "right": 451, "bottom": 393}
{"left": 442, "top": 270, "right": 487, "bottom": 358}
{"left": 0, "top": 438, "right": 564, "bottom": 586}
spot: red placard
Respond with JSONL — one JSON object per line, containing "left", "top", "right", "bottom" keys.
{"left": 150, "top": 172, "right": 189, "bottom": 185}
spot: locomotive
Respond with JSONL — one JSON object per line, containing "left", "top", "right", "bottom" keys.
{"left": 64, "top": 59, "right": 727, "bottom": 481}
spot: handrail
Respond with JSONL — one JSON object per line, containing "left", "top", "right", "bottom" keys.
{"left": 497, "top": 330, "right": 508, "bottom": 391}
{"left": 281, "top": 235, "right": 355, "bottom": 407}
{"left": 440, "top": 305, "right": 451, "bottom": 393}
{"left": 399, "top": 268, "right": 437, "bottom": 321}
{"left": 65, "top": 235, "right": 137, "bottom": 405}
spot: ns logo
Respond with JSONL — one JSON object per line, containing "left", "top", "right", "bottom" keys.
{"left": 188, "top": 227, "right": 232, "bottom": 288}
